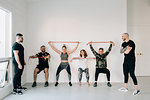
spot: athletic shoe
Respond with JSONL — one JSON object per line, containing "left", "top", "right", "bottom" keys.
{"left": 18, "top": 86, "right": 27, "bottom": 90}
{"left": 32, "top": 82, "right": 37, "bottom": 87}
{"left": 107, "top": 82, "right": 112, "bottom": 87}
{"left": 133, "top": 90, "right": 140, "bottom": 95}
{"left": 79, "top": 82, "right": 82, "bottom": 86}
{"left": 87, "top": 82, "right": 90, "bottom": 87}
{"left": 12, "top": 89, "right": 23, "bottom": 95}
{"left": 118, "top": 87, "right": 128, "bottom": 92}
{"left": 93, "top": 82, "right": 97, "bottom": 87}
{"left": 69, "top": 82, "right": 72, "bottom": 86}
{"left": 44, "top": 82, "right": 49, "bottom": 87}
{"left": 55, "top": 82, "right": 59, "bottom": 87}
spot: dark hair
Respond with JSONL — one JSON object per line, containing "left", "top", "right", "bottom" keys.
{"left": 80, "top": 49, "right": 88, "bottom": 58}
{"left": 41, "top": 45, "right": 45, "bottom": 48}
{"left": 16, "top": 33, "right": 23, "bottom": 37}
{"left": 99, "top": 48, "right": 104, "bottom": 51}
{"left": 62, "top": 44, "right": 67, "bottom": 49}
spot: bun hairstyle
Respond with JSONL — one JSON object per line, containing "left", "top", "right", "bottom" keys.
{"left": 62, "top": 44, "right": 67, "bottom": 49}
{"left": 80, "top": 49, "right": 88, "bottom": 58}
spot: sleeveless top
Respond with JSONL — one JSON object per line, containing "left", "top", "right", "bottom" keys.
{"left": 60, "top": 52, "right": 68, "bottom": 60}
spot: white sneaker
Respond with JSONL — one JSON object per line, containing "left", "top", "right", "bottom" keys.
{"left": 133, "top": 90, "right": 140, "bottom": 95}
{"left": 118, "top": 87, "right": 128, "bottom": 92}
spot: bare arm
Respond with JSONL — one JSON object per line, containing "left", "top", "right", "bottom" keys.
{"left": 13, "top": 50, "right": 22, "bottom": 69}
{"left": 68, "top": 42, "right": 79, "bottom": 55}
{"left": 48, "top": 42, "right": 61, "bottom": 54}
{"left": 124, "top": 46, "right": 132, "bottom": 54}
{"left": 120, "top": 47, "right": 127, "bottom": 54}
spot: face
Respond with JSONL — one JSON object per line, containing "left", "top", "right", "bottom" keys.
{"left": 99, "top": 49, "right": 104, "bottom": 55}
{"left": 122, "top": 34, "right": 127, "bottom": 41}
{"left": 62, "top": 47, "right": 67, "bottom": 52}
{"left": 41, "top": 47, "right": 46, "bottom": 52}
{"left": 18, "top": 36, "right": 24, "bottom": 43}
{"left": 80, "top": 50, "right": 85, "bottom": 56}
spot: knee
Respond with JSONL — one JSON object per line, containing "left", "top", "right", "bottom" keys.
{"left": 44, "top": 68, "right": 48, "bottom": 73}
{"left": 34, "top": 68, "right": 39, "bottom": 74}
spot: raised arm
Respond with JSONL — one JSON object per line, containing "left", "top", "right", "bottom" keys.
{"left": 88, "top": 41, "right": 99, "bottom": 57}
{"left": 68, "top": 42, "right": 79, "bottom": 55}
{"left": 104, "top": 41, "right": 113, "bottom": 56}
{"left": 48, "top": 41, "right": 61, "bottom": 54}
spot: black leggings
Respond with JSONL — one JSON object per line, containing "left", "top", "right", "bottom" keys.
{"left": 56, "top": 63, "right": 71, "bottom": 81}
{"left": 95, "top": 68, "right": 110, "bottom": 82}
{"left": 123, "top": 60, "right": 138, "bottom": 85}
{"left": 13, "top": 63, "right": 24, "bottom": 89}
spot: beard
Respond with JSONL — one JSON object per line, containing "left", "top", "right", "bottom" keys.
{"left": 20, "top": 40, "right": 23, "bottom": 43}
{"left": 123, "top": 38, "right": 126, "bottom": 41}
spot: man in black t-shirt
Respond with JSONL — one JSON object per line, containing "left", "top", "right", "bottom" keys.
{"left": 29, "top": 45, "right": 50, "bottom": 87}
{"left": 118, "top": 33, "right": 140, "bottom": 95}
{"left": 12, "top": 33, "right": 26, "bottom": 95}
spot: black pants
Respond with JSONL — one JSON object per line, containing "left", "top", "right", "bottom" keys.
{"left": 123, "top": 59, "right": 138, "bottom": 85}
{"left": 95, "top": 68, "right": 110, "bottom": 82}
{"left": 13, "top": 62, "right": 24, "bottom": 89}
{"left": 56, "top": 63, "right": 71, "bottom": 81}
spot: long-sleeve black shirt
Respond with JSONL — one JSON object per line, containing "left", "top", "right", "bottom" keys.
{"left": 90, "top": 44, "right": 112, "bottom": 68}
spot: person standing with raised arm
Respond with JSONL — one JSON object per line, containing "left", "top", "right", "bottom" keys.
{"left": 48, "top": 41, "right": 79, "bottom": 86}
{"left": 87, "top": 41, "right": 113, "bottom": 87}
{"left": 118, "top": 33, "right": 140, "bottom": 95}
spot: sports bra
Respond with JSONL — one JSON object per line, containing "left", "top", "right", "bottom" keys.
{"left": 60, "top": 52, "right": 68, "bottom": 60}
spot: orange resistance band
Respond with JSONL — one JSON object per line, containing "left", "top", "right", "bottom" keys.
{"left": 87, "top": 41, "right": 115, "bottom": 46}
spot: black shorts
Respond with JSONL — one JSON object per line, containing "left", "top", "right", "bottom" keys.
{"left": 36, "top": 65, "right": 49, "bottom": 74}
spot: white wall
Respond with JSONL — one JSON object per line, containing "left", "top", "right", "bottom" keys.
{"left": 26, "top": 0, "right": 127, "bottom": 83}
{"left": 127, "top": 0, "right": 150, "bottom": 76}
{"left": 0, "top": 0, "right": 27, "bottom": 99}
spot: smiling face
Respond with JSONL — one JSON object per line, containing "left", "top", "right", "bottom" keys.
{"left": 62, "top": 45, "right": 67, "bottom": 53}
{"left": 80, "top": 49, "right": 87, "bottom": 58}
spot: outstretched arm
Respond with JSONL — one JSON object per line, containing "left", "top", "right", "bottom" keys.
{"left": 48, "top": 41, "right": 61, "bottom": 54}
{"left": 68, "top": 42, "right": 79, "bottom": 55}
{"left": 104, "top": 41, "right": 113, "bottom": 56}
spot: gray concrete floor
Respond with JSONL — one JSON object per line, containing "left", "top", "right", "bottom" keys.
{"left": 3, "top": 77, "right": 150, "bottom": 100}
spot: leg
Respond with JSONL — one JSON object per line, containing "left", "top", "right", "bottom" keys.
{"left": 78, "top": 68, "right": 83, "bottom": 82}
{"left": 13, "top": 66, "right": 21, "bottom": 89}
{"left": 95, "top": 68, "right": 100, "bottom": 82}
{"left": 129, "top": 62, "right": 138, "bottom": 90}
{"left": 85, "top": 68, "right": 90, "bottom": 82}
{"left": 66, "top": 65, "right": 71, "bottom": 82}
{"left": 33, "top": 68, "right": 39, "bottom": 82}
{"left": 103, "top": 68, "right": 110, "bottom": 82}
{"left": 56, "top": 65, "right": 63, "bottom": 82}
{"left": 44, "top": 68, "right": 49, "bottom": 82}
{"left": 123, "top": 61, "right": 129, "bottom": 88}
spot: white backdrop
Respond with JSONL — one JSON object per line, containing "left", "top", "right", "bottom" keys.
{"left": 25, "top": 0, "right": 127, "bottom": 83}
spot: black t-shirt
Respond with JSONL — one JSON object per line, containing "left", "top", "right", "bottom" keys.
{"left": 122, "top": 40, "right": 135, "bottom": 60}
{"left": 12, "top": 42, "right": 24, "bottom": 65}
{"left": 36, "top": 52, "right": 50, "bottom": 66}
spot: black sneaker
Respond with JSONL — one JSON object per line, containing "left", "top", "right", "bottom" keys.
{"left": 69, "top": 82, "right": 72, "bottom": 86}
{"left": 55, "top": 82, "right": 59, "bottom": 87}
{"left": 44, "top": 82, "right": 49, "bottom": 87}
{"left": 107, "top": 82, "right": 112, "bottom": 87}
{"left": 12, "top": 89, "right": 23, "bottom": 95}
{"left": 133, "top": 90, "right": 140, "bottom": 95}
{"left": 32, "top": 82, "right": 37, "bottom": 87}
{"left": 18, "top": 86, "right": 27, "bottom": 90}
{"left": 93, "top": 82, "right": 97, "bottom": 87}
